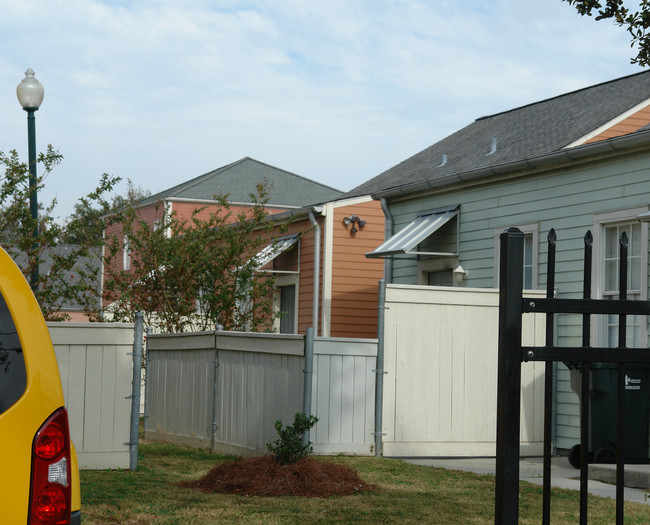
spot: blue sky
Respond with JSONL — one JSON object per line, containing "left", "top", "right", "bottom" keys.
{"left": 0, "top": 0, "right": 645, "bottom": 218}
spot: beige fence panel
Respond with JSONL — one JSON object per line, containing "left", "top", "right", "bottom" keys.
{"left": 145, "top": 332, "right": 305, "bottom": 457}
{"left": 382, "top": 284, "right": 546, "bottom": 457}
{"left": 311, "top": 337, "right": 377, "bottom": 455}
{"left": 48, "top": 322, "right": 134, "bottom": 470}
{"left": 144, "top": 332, "right": 378, "bottom": 456}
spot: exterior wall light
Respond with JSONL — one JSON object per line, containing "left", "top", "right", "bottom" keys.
{"left": 342, "top": 215, "right": 366, "bottom": 234}
{"left": 453, "top": 264, "right": 468, "bottom": 282}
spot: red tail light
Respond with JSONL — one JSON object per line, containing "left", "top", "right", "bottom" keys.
{"left": 29, "top": 408, "right": 72, "bottom": 525}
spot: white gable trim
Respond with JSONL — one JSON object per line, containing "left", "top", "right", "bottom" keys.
{"left": 565, "top": 96, "right": 650, "bottom": 148}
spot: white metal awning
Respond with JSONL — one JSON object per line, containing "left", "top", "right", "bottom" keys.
{"left": 253, "top": 234, "right": 300, "bottom": 271}
{"left": 366, "top": 205, "right": 459, "bottom": 258}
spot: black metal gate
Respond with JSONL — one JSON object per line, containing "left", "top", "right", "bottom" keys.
{"left": 495, "top": 227, "right": 650, "bottom": 525}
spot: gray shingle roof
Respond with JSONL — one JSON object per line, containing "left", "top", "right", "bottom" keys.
{"left": 139, "top": 157, "right": 342, "bottom": 207}
{"left": 344, "top": 70, "right": 650, "bottom": 199}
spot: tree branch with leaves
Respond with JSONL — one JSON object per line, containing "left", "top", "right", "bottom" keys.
{"left": 102, "top": 183, "right": 293, "bottom": 333}
{"left": 563, "top": 0, "right": 650, "bottom": 65}
{"left": 0, "top": 146, "right": 121, "bottom": 320}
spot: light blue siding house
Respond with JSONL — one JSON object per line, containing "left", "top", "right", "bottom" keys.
{"left": 343, "top": 71, "right": 650, "bottom": 452}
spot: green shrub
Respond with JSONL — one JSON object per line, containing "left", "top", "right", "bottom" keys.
{"left": 266, "top": 412, "right": 319, "bottom": 465}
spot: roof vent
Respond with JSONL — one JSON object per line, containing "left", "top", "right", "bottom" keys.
{"left": 438, "top": 154, "right": 448, "bottom": 167}
{"left": 488, "top": 138, "right": 497, "bottom": 155}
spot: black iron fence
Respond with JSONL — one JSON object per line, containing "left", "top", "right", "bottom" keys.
{"left": 495, "top": 227, "right": 650, "bottom": 525}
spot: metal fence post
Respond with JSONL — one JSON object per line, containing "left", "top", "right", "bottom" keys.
{"left": 211, "top": 329, "right": 220, "bottom": 454}
{"left": 374, "top": 279, "right": 387, "bottom": 457}
{"left": 616, "top": 232, "right": 629, "bottom": 524}
{"left": 143, "top": 326, "right": 153, "bottom": 440}
{"left": 303, "top": 327, "right": 315, "bottom": 446}
{"left": 129, "top": 312, "right": 145, "bottom": 471}
{"left": 495, "top": 228, "right": 524, "bottom": 525}
{"left": 542, "top": 229, "right": 557, "bottom": 525}
{"left": 579, "top": 231, "right": 593, "bottom": 524}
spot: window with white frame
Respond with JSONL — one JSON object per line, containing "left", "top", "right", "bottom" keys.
{"left": 273, "top": 274, "right": 299, "bottom": 333}
{"left": 417, "top": 256, "right": 458, "bottom": 287}
{"left": 493, "top": 224, "right": 539, "bottom": 289}
{"left": 122, "top": 235, "right": 131, "bottom": 271}
{"left": 594, "top": 208, "right": 648, "bottom": 348}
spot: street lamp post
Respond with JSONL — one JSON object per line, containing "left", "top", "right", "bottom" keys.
{"left": 16, "top": 69, "right": 44, "bottom": 292}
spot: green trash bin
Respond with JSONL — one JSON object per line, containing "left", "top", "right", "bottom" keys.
{"left": 568, "top": 364, "right": 650, "bottom": 466}
{"left": 589, "top": 364, "right": 650, "bottom": 464}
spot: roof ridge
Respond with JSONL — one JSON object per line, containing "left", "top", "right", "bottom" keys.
{"left": 244, "top": 158, "right": 343, "bottom": 193}
{"left": 476, "top": 69, "right": 650, "bottom": 122}
{"left": 139, "top": 157, "right": 259, "bottom": 203}
{"left": 138, "top": 157, "right": 342, "bottom": 206}
{"left": 168, "top": 157, "right": 250, "bottom": 198}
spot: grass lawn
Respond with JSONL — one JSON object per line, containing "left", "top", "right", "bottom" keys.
{"left": 80, "top": 442, "right": 649, "bottom": 524}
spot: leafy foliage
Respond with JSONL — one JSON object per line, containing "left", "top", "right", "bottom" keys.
{"left": 64, "top": 179, "right": 150, "bottom": 246}
{"left": 563, "top": 0, "right": 650, "bottom": 65}
{"left": 102, "top": 182, "right": 293, "bottom": 333}
{"left": 0, "top": 147, "right": 120, "bottom": 320}
{"left": 266, "top": 412, "right": 319, "bottom": 465}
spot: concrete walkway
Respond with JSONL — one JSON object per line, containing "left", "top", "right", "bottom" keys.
{"left": 398, "top": 456, "right": 650, "bottom": 505}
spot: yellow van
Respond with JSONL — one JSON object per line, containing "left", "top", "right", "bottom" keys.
{"left": 0, "top": 246, "right": 80, "bottom": 524}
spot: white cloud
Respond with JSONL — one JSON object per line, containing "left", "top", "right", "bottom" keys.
{"left": 0, "top": 0, "right": 644, "bottom": 218}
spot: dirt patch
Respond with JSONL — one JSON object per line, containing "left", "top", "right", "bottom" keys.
{"left": 178, "top": 455, "right": 377, "bottom": 497}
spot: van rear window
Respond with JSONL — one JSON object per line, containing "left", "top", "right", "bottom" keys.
{"left": 0, "top": 293, "right": 26, "bottom": 415}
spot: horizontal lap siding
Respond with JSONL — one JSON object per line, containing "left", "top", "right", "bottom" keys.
{"left": 329, "top": 201, "right": 384, "bottom": 338}
{"left": 171, "top": 203, "right": 290, "bottom": 225}
{"left": 387, "top": 149, "right": 650, "bottom": 451}
{"left": 585, "top": 105, "right": 650, "bottom": 144}
{"left": 295, "top": 221, "right": 318, "bottom": 334}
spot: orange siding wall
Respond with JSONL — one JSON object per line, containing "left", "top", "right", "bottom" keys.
{"left": 250, "top": 218, "right": 317, "bottom": 334}
{"left": 106, "top": 201, "right": 294, "bottom": 275}
{"left": 585, "top": 104, "right": 650, "bottom": 144}
{"left": 171, "top": 202, "right": 227, "bottom": 225}
{"left": 288, "top": 220, "right": 319, "bottom": 335}
{"left": 171, "top": 202, "right": 291, "bottom": 225}
{"left": 329, "top": 200, "right": 384, "bottom": 338}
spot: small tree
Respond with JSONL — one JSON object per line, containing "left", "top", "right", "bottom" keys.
{"left": 266, "top": 412, "right": 319, "bottom": 465}
{"left": 64, "top": 179, "right": 151, "bottom": 246}
{"left": 102, "top": 183, "right": 293, "bottom": 333}
{"left": 0, "top": 147, "right": 120, "bottom": 320}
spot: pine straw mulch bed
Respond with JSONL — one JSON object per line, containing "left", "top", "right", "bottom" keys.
{"left": 178, "top": 455, "right": 378, "bottom": 498}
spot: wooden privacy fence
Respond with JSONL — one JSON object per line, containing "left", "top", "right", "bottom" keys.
{"left": 48, "top": 322, "right": 135, "bottom": 470}
{"left": 144, "top": 332, "right": 378, "bottom": 456}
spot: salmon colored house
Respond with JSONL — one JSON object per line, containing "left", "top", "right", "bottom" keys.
{"left": 255, "top": 195, "right": 385, "bottom": 338}
{"left": 103, "top": 157, "right": 385, "bottom": 338}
